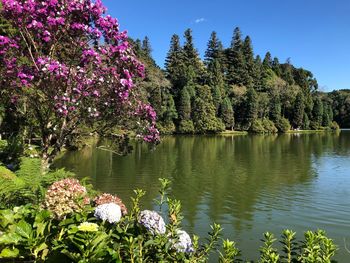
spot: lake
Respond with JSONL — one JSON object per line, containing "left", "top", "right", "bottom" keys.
{"left": 55, "top": 131, "right": 350, "bottom": 261}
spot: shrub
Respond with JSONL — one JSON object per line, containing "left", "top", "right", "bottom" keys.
{"left": 275, "top": 117, "right": 291, "bottom": 133}
{"left": 331, "top": 121, "right": 340, "bottom": 131}
{"left": 178, "top": 120, "right": 195, "bottom": 134}
{"left": 262, "top": 118, "right": 278, "bottom": 133}
{"left": 43, "top": 178, "right": 90, "bottom": 219}
{"left": 0, "top": 178, "right": 337, "bottom": 262}
{"left": 0, "top": 158, "right": 73, "bottom": 208}
{"left": 158, "top": 121, "right": 176, "bottom": 134}
{"left": 249, "top": 119, "right": 265, "bottom": 133}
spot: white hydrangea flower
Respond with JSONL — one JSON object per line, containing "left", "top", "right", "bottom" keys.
{"left": 94, "top": 203, "right": 122, "bottom": 223}
{"left": 138, "top": 210, "right": 166, "bottom": 235}
{"left": 172, "top": 230, "right": 194, "bottom": 253}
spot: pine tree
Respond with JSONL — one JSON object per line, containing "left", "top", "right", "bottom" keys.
{"left": 193, "top": 85, "right": 224, "bottom": 133}
{"left": 183, "top": 28, "right": 200, "bottom": 67}
{"left": 242, "top": 36, "right": 256, "bottom": 88}
{"left": 269, "top": 94, "right": 281, "bottom": 121}
{"left": 244, "top": 87, "right": 258, "bottom": 128}
{"left": 226, "top": 27, "right": 248, "bottom": 86}
{"left": 292, "top": 92, "right": 305, "bottom": 128}
{"left": 322, "top": 103, "right": 331, "bottom": 127}
{"left": 220, "top": 97, "right": 234, "bottom": 129}
{"left": 204, "top": 31, "right": 224, "bottom": 68}
{"left": 262, "top": 52, "right": 272, "bottom": 68}
{"left": 254, "top": 55, "right": 263, "bottom": 91}
{"left": 312, "top": 97, "right": 324, "bottom": 128}
{"left": 281, "top": 59, "right": 295, "bottom": 85}
{"left": 162, "top": 92, "right": 178, "bottom": 124}
{"left": 208, "top": 58, "right": 225, "bottom": 109}
{"left": 165, "top": 34, "right": 187, "bottom": 97}
{"left": 141, "top": 36, "right": 152, "bottom": 57}
{"left": 272, "top": 57, "right": 281, "bottom": 76}
{"left": 178, "top": 88, "right": 191, "bottom": 121}
{"left": 261, "top": 52, "right": 273, "bottom": 90}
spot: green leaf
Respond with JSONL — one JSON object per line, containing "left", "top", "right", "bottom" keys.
{"left": 15, "top": 220, "right": 32, "bottom": 239}
{"left": 0, "top": 247, "right": 19, "bottom": 258}
{"left": 35, "top": 222, "right": 48, "bottom": 237}
{"left": 0, "top": 209, "right": 14, "bottom": 228}
{"left": 0, "top": 233, "right": 23, "bottom": 244}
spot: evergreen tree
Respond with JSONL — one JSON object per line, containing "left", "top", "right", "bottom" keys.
{"left": 272, "top": 57, "right": 281, "bottom": 76}
{"left": 302, "top": 112, "right": 310, "bottom": 130}
{"left": 141, "top": 36, "right": 152, "bottom": 57}
{"left": 261, "top": 52, "right": 273, "bottom": 91}
{"left": 162, "top": 92, "right": 178, "bottom": 124}
{"left": 165, "top": 34, "right": 187, "bottom": 97}
{"left": 312, "top": 97, "right": 324, "bottom": 128}
{"left": 134, "top": 39, "right": 142, "bottom": 55}
{"left": 226, "top": 27, "right": 248, "bottom": 86}
{"left": 254, "top": 55, "right": 263, "bottom": 91}
{"left": 178, "top": 88, "right": 191, "bottom": 121}
{"left": 220, "top": 97, "right": 235, "bottom": 129}
{"left": 292, "top": 92, "right": 305, "bottom": 128}
{"left": 281, "top": 59, "right": 295, "bottom": 85}
{"left": 208, "top": 58, "right": 225, "bottom": 109}
{"left": 242, "top": 36, "right": 256, "bottom": 88}
{"left": 322, "top": 103, "right": 331, "bottom": 127}
{"left": 193, "top": 85, "right": 224, "bottom": 133}
{"left": 183, "top": 28, "right": 200, "bottom": 67}
{"left": 204, "top": 31, "right": 224, "bottom": 67}
{"left": 269, "top": 94, "right": 282, "bottom": 121}
{"left": 262, "top": 52, "right": 272, "bottom": 68}
{"left": 244, "top": 88, "right": 258, "bottom": 128}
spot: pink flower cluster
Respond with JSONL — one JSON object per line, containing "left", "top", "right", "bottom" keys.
{"left": 0, "top": 0, "right": 159, "bottom": 143}
{"left": 43, "top": 178, "right": 90, "bottom": 219}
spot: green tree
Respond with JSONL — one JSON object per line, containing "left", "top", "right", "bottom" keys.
{"left": 269, "top": 94, "right": 281, "bottom": 121}
{"left": 272, "top": 57, "right": 281, "bottom": 76}
{"left": 242, "top": 36, "right": 256, "bottom": 89}
{"left": 204, "top": 31, "right": 224, "bottom": 68}
{"left": 220, "top": 97, "right": 234, "bottom": 130}
{"left": 262, "top": 52, "right": 272, "bottom": 68}
{"left": 280, "top": 59, "right": 295, "bottom": 85}
{"left": 178, "top": 88, "right": 192, "bottom": 121}
{"left": 226, "top": 27, "right": 248, "bottom": 86}
{"left": 193, "top": 85, "right": 224, "bottom": 133}
{"left": 322, "top": 103, "right": 331, "bottom": 127}
{"left": 244, "top": 88, "right": 258, "bottom": 128}
{"left": 165, "top": 34, "right": 187, "bottom": 97}
{"left": 292, "top": 92, "right": 305, "bottom": 129}
{"left": 312, "top": 97, "right": 324, "bottom": 129}
{"left": 141, "top": 36, "right": 152, "bottom": 57}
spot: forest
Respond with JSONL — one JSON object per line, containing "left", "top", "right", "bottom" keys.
{"left": 132, "top": 28, "right": 349, "bottom": 134}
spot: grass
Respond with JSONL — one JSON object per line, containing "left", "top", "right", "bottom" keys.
{"left": 219, "top": 130, "right": 248, "bottom": 135}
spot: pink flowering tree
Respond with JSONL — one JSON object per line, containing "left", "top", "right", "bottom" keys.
{"left": 0, "top": 0, "right": 159, "bottom": 167}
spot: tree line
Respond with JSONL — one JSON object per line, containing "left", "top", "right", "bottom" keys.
{"left": 133, "top": 28, "right": 345, "bottom": 134}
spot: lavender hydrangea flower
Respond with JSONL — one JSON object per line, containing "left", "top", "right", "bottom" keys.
{"left": 172, "top": 230, "right": 194, "bottom": 253}
{"left": 138, "top": 210, "right": 166, "bottom": 235}
{"left": 94, "top": 203, "right": 122, "bottom": 224}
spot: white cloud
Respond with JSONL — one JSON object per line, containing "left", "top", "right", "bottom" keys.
{"left": 195, "top": 18, "right": 206, "bottom": 24}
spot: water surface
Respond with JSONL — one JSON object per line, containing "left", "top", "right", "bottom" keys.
{"left": 55, "top": 131, "right": 350, "bottom": 261}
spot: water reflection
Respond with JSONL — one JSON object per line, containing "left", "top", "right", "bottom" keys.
{"left": 55, "top": 131, "right": 350, "bottom": 261}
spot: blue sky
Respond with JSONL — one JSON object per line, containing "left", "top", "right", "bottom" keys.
{"left": 103, "top": 0, "right": 350, "bottom": 91}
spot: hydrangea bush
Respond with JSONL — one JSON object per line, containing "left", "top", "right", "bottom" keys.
{"left": 43, "top": 178, "right": 89, "bottom": 219}
{"left": 138, "top": 209, "right": 166, "bottom": 235}
{"left": 0, "top": 0, "right": 159, "bottom": 166}
{"left": 0, "top": 177, "right": 337, "bottom": 262}
{"left": 94, "top": 193, "right": 127, "bottom": 215}
{"left": 94, "top": 203, "right": 121, "bottom": 223}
